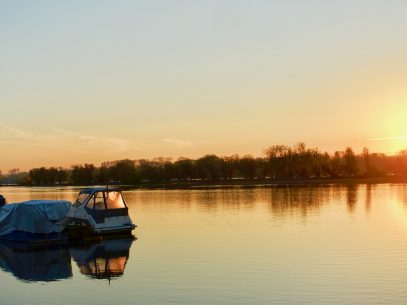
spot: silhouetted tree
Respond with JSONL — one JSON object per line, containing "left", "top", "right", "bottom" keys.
{"left": 138, "top": 160, "right": 161, "bottom": 182}
{"left": 174, "top": 158, "right": 196, "bottom": 180}
{"left": 362, "top": 147, "right": 370, "bottom": 174}
{"left": 220, "top": 155, "right": 239, "bottom": 180}
{"left": 264, "top": 145, "right": 290, "bottom": 178}
{"left": 329, "top": 151, "right": 342, "bottom": 177}
{"left": 15, "top": 142, "right": 407, "bottom": 186}
{"left": 29, "top": 167, "right": 48, "bottom": 184}
{"left": 71, "top": 164, "right": 95, "bottom": 184}
{"left": 196, "top": 155, "right": 222, "bottom": 180}
{"left": 343, "top": 147, "right": 358, "bottom": 176}
{"left": 309, "top": 148, "right": 326, "bottom": 178}
{"left": 256, "top": 157, "right": 268, "bottom": 179}
{"left": 112, "top": 159, "right": 138, "bottom": 184}
{"left": 239, "top": 155, "right": 257, "bottom": 179}
{"left": 56, "top": 167, "right": 68, "bottom": 184}
{"left": 2, "top": 170, "right": 28, "bottom": 185}
{"left": 162, "top": 161, "right": 176, "bottom": 181}
{"left": 394, "top": 150, "right": 407, "bottom": 175}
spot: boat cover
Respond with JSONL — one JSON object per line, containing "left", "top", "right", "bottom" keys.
{"left": 0, "top": 200, "right": 71, "bottom": 236}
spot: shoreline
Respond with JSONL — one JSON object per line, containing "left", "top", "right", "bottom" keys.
{"left": 129, "top": 176, "right": 407, "bottom": 189}
{"left": 2, "top": 176, "right": 407, "bottom": 189}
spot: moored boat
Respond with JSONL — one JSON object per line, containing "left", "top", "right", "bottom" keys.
{"left": 65, "top": 187, "right": 136, "bottom": 239}
{"left": 0, "top": 200, "right": 71, "bottom": 244}
{"left": 0, "top": 188, "right": 136, "bottom": 245}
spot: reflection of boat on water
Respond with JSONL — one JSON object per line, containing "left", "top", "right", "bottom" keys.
{"left": 0, "top": 238, "right": 134, "bottom": 282}
{"left": 0, "top": 242, "right": 72, "bottom": 282}
{"left": 70, "top": 238, "right": 134, "bottom": 280}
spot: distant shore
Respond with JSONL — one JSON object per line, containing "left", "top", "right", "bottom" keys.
{"left": 128, "top": 176, "right": 407, "bottom": 189}
{"left": 2, "top": 176, "right": 407, "bottom": 190}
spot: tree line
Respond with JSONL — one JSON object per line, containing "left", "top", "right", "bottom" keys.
{"left": 1, "top": 143, "right": 407, "bottom": 186}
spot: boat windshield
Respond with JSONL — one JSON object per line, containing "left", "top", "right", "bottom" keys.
{"left": 74, "top": 193, "right": 90, "bottom": 206}
{"left": 106, "top": 191, "right": 126, "bottom": 209}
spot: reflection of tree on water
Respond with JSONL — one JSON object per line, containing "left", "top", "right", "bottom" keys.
{"left": 0, "top": 238, "right": 134, "bottom": 283}
{"left": 397, "top": 185, "right": 407, "bottom": 208}
{"left": 70, "top": 238, "right": 134, "bottom": 281}
{"left": 265, "top": 185, "right": 363, "bottom": 219}
{"left": 126, "top": 189, "right": 258, "bottom": 212}
{"left": 267, "top": 186, "right": 332, "bottom": 219}
{"left": 127, "top": 186, "right": 371, "bottom": 220}
{"left": 365, "top": 184, "right": 372, "bottom": 212}
{"left": 346, "top": 185, "right": 358, "bottom": 213}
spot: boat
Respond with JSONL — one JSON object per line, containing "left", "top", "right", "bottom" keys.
{"left": 0, "top": 188, "right": 136, "bottom": 245}
{"left": 0, "top": 200, "right": 71, "bottom": 244}
{"left": 64, "top": 187, "right": 137, "bottom": 239}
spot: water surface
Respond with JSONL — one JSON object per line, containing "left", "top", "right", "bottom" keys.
{"left": 1, "top": 184, "right": 407, "bottom": 305}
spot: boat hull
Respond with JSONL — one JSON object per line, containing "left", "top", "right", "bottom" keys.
{"left": 65, "top": 224, "right": 136, "bottom": 243}
{"left": 0, "top": 224, "right": 136, "bottom": 246}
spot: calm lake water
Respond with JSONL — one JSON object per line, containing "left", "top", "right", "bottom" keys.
{"left": 1, "top": 184, "right": 407, "bottom": 305}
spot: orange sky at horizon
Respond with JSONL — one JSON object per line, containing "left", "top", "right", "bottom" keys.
{"left": 1, "top": 1, "right": 407, "bottom": 172}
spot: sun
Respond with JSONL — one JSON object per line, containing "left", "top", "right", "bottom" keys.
{"left": 368, "top": 116, "right": 407, "bottom": 155}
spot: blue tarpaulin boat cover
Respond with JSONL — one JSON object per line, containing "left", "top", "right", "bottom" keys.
{"left": 0, "top": 200, "right": 71, "bottom": 236}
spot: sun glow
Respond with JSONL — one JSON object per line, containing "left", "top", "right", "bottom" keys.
{"left": 371, "top": 93, "right": 407, "bottom": 154}
{"left": 390, "top": 115, "right": 407, "bottom": 153}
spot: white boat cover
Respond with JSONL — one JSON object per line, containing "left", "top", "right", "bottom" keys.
{"left": 0, "top": 200, "right": 71, "bottom": 235}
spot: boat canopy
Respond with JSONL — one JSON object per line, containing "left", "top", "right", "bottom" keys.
{"left": 74, "top": 188, "right": 127, "bottom": 210}
{"left": 0, "top": 200, "right": 71, "bottom": 236}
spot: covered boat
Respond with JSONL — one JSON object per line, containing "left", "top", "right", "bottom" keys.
{"left": 65, "top": 188, "right": 136, "bottom": 237}
{"left": 0, "top": 188, "right": 136, "bottom": 244}
{"left": 0, "top": 200, "right": 71, "bottom": 244}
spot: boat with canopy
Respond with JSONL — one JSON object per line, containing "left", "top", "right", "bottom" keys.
{"left": 0, "top": 188, "right": 136, "bottom": 245}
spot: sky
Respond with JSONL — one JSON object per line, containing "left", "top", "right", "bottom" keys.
{"left": 1, "top": 0, "right": 407, "bottom": 172}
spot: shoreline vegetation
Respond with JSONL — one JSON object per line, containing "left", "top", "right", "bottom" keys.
{"left": 1, "top": 143, "right": 407, "bottom": 188}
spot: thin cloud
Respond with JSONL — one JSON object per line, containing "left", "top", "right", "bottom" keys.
{"left": 0, "top": 123, "right": 30, "bottom": 137}
{"left": 231, "top": 141, "right": 249, "bottom": 145}
{"left": 52, "top": 128, "right": 143, "bottom": 153}
{"left": 0, "top": 140, "right": 37, "bottom": 146}
{"left": 368, "top": 136, "right": 407, "bottom": 141}
{"left": 163, "top": 138, "right": 193, "bottom": 147}
{"left": 51, "top": 128, "right": 77, "bottom": 136}
{"left": 0, "top": 124, "right": 142, "bottom": 154}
